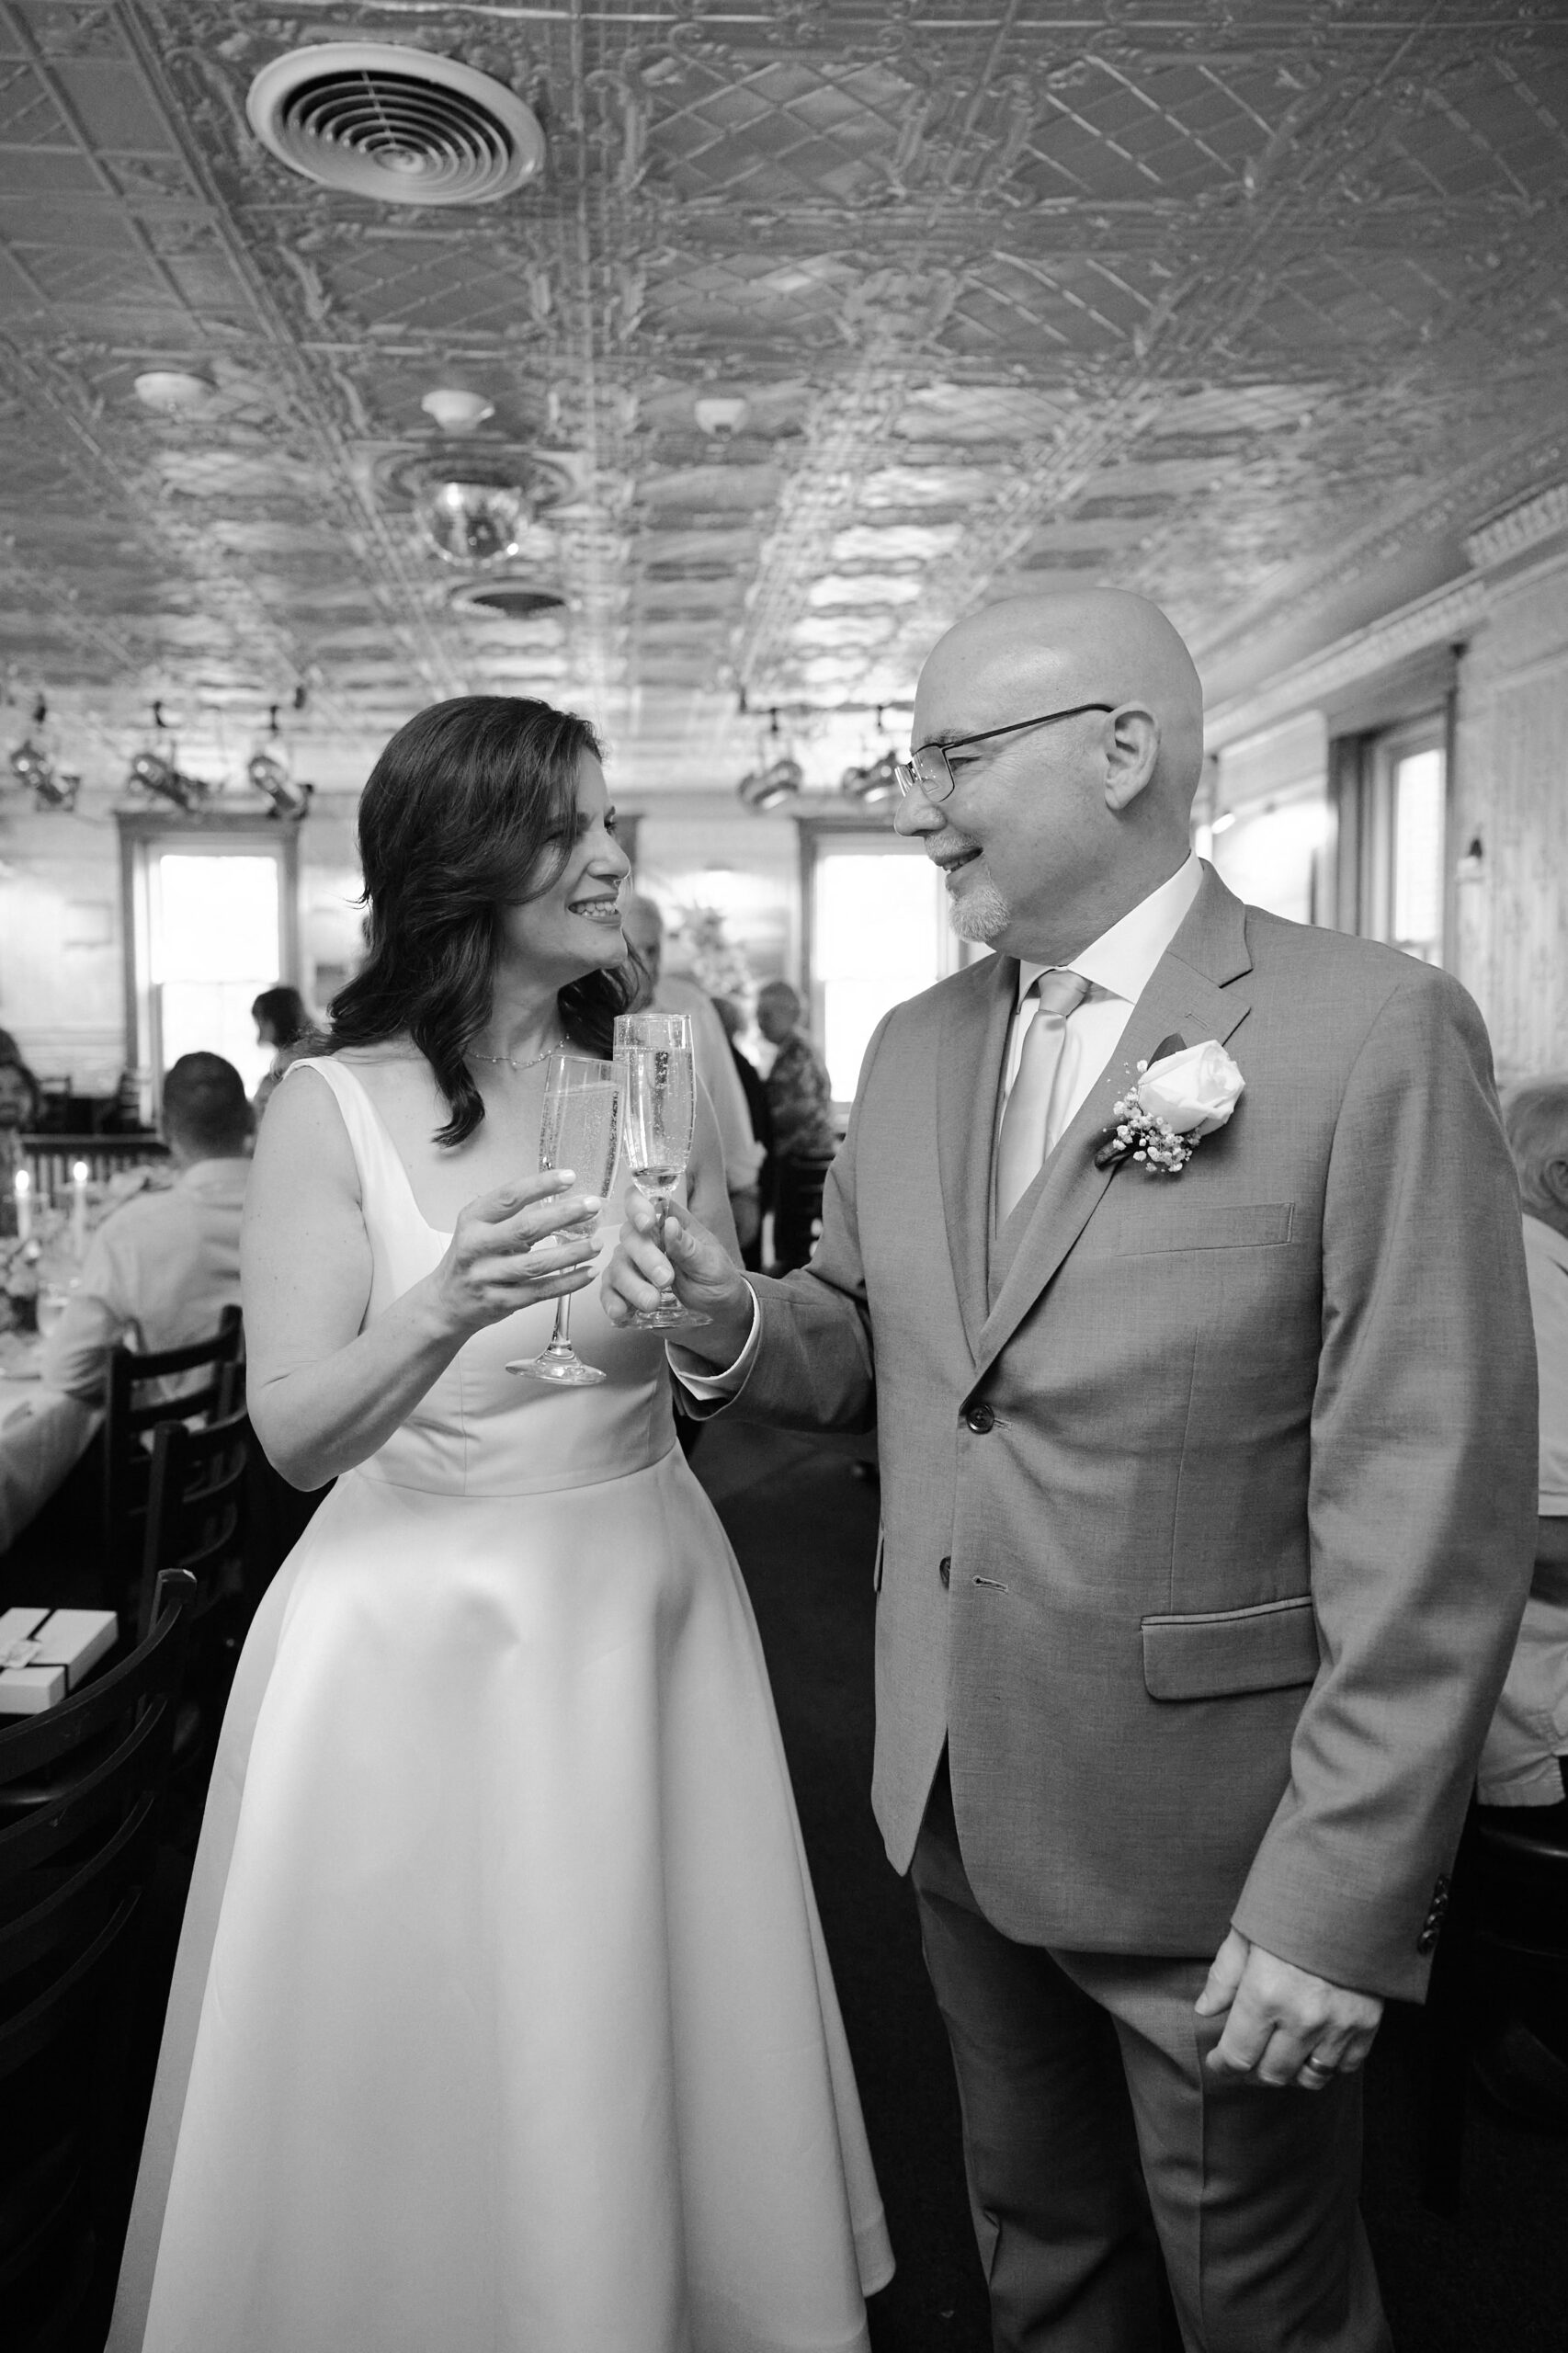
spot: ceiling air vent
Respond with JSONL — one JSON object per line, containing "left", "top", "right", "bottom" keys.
{"left": 451, "top": 582, "right": 566, "bottom": 620}
{"left": 246, "top": 43, "right": 545, "bottom": 206}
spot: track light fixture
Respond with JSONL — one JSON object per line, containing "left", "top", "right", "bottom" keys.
{"left": 736, "top": 709, "right": 802, "bottom": 813}
{"left": 247, "top": 703, "right": 312, "bottom": 822}
{"left": 6, "top": 694, "right": 80, "bottom": 811}
{"left": 126, "top": 702, "right": 214, "bottom": 813}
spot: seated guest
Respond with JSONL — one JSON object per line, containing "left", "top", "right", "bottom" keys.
{"left": 756, "top": 981, "right": 837, "bottom": 1271}
{"left": 1480, "top": 1074, "right": 1568, "bottom": 1820}
{"left": 40, "top": 1051, "right": 251, "bottom": 1404}
{"left": 0, "top": 1059, "right": 40, "bottom": 1225}
{"left": 0, "top": 1056, "right": 41, "bottom": 1138}
{"left": 252, "top": 983, "right": 314, "bottom": 1119}
{"left": 621, "top": 896, "right": 764, "bottom": 1253}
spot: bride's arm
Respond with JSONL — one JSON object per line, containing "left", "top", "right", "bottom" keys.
{"left": 242, "top": 1065, "right": 603, "bottom": 1490}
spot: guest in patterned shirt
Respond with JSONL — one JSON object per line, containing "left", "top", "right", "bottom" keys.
{"left": 756, "top": 982, "right": 838, "bottom": 1270}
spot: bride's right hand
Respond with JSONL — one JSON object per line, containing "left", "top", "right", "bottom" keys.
{"left": 428, "top": 1172, "right": 604, "bottom": 1336}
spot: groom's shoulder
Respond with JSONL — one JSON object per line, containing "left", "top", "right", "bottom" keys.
{"left": 1237, "top": 900, "right": 1484, "bottom": 1044}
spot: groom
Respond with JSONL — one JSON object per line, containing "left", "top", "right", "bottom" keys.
{"left": 604, "top": 591, "right": 1537, "bottom": 2350}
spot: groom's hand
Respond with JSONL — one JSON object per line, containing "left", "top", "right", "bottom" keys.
{"left": 1197, "top": 1928, "right": 1383, "bottom": 2090}
{"left": 601, "top": 1191, "right": 754, "bottom": 1369}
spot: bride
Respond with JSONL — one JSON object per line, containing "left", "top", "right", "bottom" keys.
{"left": 109, "top": 696, "right": 892, "bottom": 2353}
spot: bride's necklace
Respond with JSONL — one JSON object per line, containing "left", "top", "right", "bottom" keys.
{"left": 472, "top": 1034, "right": 561, "bottom": 1074}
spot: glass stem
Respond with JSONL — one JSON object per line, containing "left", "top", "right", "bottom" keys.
{"left": 654, "top": 1191, "right": 678, "bottom": 1305}
{"left": 542, "top": 1290, "right": 574, "bottom": 1359}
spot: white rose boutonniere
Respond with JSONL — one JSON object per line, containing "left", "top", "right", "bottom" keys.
{"left": 1094, "top": 1037, "right": 1244, "bottom": 1176}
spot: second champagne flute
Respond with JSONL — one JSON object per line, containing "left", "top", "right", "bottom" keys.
{"left": 614, "top": 1012, "right": 710, "bottom": 1332}
{"left": 506, "top": 1051, "right": 622, "bottom": 1385}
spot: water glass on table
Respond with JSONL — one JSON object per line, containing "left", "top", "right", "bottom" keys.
{"left": 507, "top": 1051, "right": 622, "bottom": 1387}
{"left": 613, "top": 1012, "right": 710, "bottom": 1333}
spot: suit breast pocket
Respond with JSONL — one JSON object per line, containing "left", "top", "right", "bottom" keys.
{"left": 1123, "top": 1201, "right": 1294, "bottom": 1256}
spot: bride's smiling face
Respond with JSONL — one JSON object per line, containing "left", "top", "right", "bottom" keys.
{"left": 498, "top": 753, "right": 631, "bottom": 985}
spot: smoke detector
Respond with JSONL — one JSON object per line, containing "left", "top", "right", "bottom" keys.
{"left": 133, "top": 369, "right": 214, "bottom": 413}
{"left": 246, "top": 43, "right": 545, "bottom": 207}
{"left": 695, "top": 395, "right": 751, "bottom": 441}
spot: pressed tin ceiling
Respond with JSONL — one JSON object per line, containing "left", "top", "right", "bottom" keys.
{"left": 0, "top": 0, "right": 1564, "bottom": 794}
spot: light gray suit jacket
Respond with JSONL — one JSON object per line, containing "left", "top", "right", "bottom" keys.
{"left": 716, "top": 868, "right": 1536, "bottom": 1999}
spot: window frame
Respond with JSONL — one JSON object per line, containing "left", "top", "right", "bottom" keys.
{"left": 116, "top": 811, "right": 301, "bottom": 1107}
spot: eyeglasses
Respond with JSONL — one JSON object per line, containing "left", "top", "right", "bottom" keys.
{"left": 893, "top": 701, "right": 1117, "bottom": 805}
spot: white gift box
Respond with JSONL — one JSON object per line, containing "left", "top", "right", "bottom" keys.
{"left": 0, "top": 1663, "right": 68, "bottom": 1713}
{"left": 0, "top": 1607, "right": 117, "bottom": 1712}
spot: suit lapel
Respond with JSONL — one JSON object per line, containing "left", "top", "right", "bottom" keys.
{"left": 979, "top": 869, "right": 1255, "bottom": 1371}
{"left": 937, "top": 951, "right": 1017, "bottom": 1361}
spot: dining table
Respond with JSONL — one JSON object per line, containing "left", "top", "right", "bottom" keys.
{"left": 0, "top": 1333, "right": 101, "bottom": 1560}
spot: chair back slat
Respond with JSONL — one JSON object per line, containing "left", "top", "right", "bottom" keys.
{"left": 102, "top": 1306, "right": 243, "bottom": 1596}
{"left": 136, "top": 1407, "right": 250, "bottom": 1643}
{"left": 0, "top": 1701, "right": 174, "bottom": 1888}
{"left": 0, "top": 1790, "right": 158, "bottom": 1993}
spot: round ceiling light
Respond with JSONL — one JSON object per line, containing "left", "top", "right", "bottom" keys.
{"left": 246, "top": 43, "right": 546, "bottom": 207}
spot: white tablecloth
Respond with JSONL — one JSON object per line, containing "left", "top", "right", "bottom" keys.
{"left": 0, "top": 1366, "right": 100, "bottom": 1556}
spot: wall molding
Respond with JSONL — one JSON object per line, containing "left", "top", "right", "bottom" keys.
{"left": 1465, "top": 482, "right": 1568, "bottom": 574}
{"left": 1204, "top": 577, "right": 1490, "bottom": 754}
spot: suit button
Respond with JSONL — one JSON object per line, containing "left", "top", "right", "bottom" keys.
{"left": 938, "top": 1555, "right": 951, "bottom": 1589}
{"left": 965, "top": 1403, "right": 994, "bottom": 1435}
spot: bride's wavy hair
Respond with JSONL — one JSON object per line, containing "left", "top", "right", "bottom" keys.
{"left": 328, "top": 696, "right": 638, "bottom": 1147}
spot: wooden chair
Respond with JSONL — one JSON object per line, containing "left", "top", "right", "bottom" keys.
{"left": 0, "top": 1569, "right": 196, "bottom": 2352}
{"left": 101, "top": 1304, "right": 244, "bottom": 1608}
{"left": 135, "top": 1405, "right": 252, "bottom": 1825}
{"left": 1421, "top": 1799, "right": 1568, "bottom": 2211}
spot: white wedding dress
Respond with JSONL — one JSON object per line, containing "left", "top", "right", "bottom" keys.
{"left": 109, "top": 1057, "right": 892, "bottom": 2353}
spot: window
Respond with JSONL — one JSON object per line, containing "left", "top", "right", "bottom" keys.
{"left": 119, "top": 816, "right": 299, "bottom": 1104}
{"left": 799, "top": 824, "right": 960, "bottom": 1103}
{"left": 1332, "top": 714, "right": 1449, "bottom": 966}
{"left": 1384, "top": 736, "right": 1446, "bottom": 963}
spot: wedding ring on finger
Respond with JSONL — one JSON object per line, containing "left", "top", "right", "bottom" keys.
{"left": 1299, "top": 2053, "right": 1335, "bottom": 2087}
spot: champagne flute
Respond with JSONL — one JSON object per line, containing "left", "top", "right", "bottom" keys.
{"left": 615, "top": 1012, "right": 710, "bottom": 1332}
{"left": 506, "top": 1051, "right": 622, "bottom": 1386}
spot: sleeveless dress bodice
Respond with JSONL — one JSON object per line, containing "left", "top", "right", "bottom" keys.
{"left": 303, "top": 1055, "right": 676, "bottom": 1496}
{"left": 109, "top": 1053, "right": 892, "bottom": 2353}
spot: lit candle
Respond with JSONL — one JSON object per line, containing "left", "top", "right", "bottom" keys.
{"left": 14, "top": 1166, "right": 30, "bottom": 1243}
{"left": 71, "top": 1160, "right": 89, "bottom": 1257}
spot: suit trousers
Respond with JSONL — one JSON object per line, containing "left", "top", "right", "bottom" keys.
{"left": 910, "top": 1758, "right": 1392, "bottom": 2353}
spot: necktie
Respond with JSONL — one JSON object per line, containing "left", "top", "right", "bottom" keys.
{"left": 994, "top": 968, "right": 1092, "bottom": 1227}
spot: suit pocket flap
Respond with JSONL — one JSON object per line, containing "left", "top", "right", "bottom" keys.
{"left": 1128, "top": 1202, "right": 1294, "bottom": 1254}
{"left": 1142, "top": 1596, "right": 1319, "bottom": 1700}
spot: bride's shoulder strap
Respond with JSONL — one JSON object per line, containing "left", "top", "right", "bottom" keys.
{"left": 279, "top": 1057, "right": 397, "bottom": 1198}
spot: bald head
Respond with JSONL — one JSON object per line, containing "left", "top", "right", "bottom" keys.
{"left": 918, "top": 591, "right": 1205, "bottom": 816}
{"left": 898, "top": 590, "right": 1207, "bottom": 963}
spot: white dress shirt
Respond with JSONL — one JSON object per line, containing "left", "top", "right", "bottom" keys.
{"left": 677, "top": 854, "right": 1204, "bottom": 1399}
{"left": 40, "top": 1157, "right": 249, "bottom": 1404}
{"left": 1003, "top": 852, "right": 1204, "bottom": 1156}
